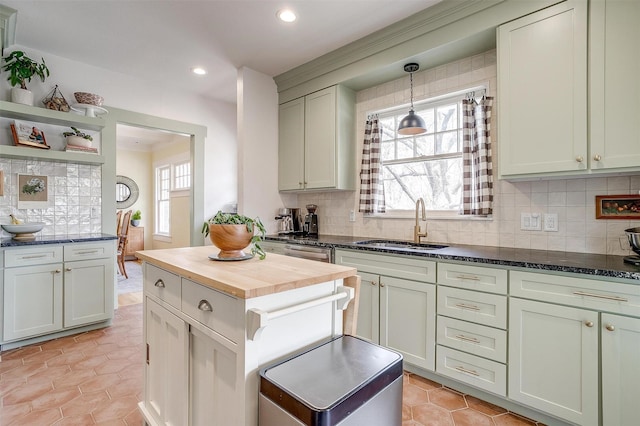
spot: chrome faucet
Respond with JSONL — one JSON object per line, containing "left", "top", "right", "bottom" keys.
{"left": 414, "top": 197, "right": 428, "bottom": 243}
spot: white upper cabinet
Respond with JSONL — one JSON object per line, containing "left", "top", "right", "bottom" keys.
{"left": 589, "top": 0, "right": 640, "bottom": 171}
{"left": 278, "top": 85, "right": 355, "bottom": 191}
{"left": 497, "top": 0, "right": 588, "bottom": 178}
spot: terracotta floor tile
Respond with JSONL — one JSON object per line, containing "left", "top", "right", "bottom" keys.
{"left": 60, "top": 340, "right": 99, "bottom": 354}
{"left": 428, "top": 387, "right": 468, "bottom": 411}
{"left": 41, "top": 336, "right": 80, "bottom": 351}
{"left": 2, "top": 376, "right": 53, "bottom": 405}
{"left": 0, "top": 361, "right": 47, "bottom": 380}
{"left": 46, "top": 351, "right": 87, "bottom": 367}
{"left": 22, "top": 349, "right": 63, "bottom": 364}
{"left": 94, "top": 358, "right": 129, "bottom": 375}
{"left": 403, "top": 403, "right": 413, "bottom": 421}
{"left": 74, "top": 330, "right": 105, "bottom": 342}
{"left": 105, "top": 347, "right": 139, "bottom": 360}
{"left": 1, "top": 345, "right": 41, "bottom": 361}
{"left": 78, "top": 372, "right": 122, "bottom": 393}
{"left": 466, "top": 394, "right": 508, "bottom": 417}
{"left": 52, "top": 369, "right": 97, "bottom": 390}
{"left": 92, "top": 395, "right": 139, "bottom": 423}
{"left": 106, "top": 377, "right": 142, "bottom": 399}
{"left": 0, "top": 401, "right": 32, "bottom": 425}
{"left": 403, "top": 382, "right": 430, "bottom": 406}
{"left": 90, "top": 342, "right": 122, "bottom": 355}
{"left": 31, "top": 386, "right": 82, "bottom": 411}
{"left": 61, "top": 390, "right": 110, "bottom": 417}
{"left": 451, "top": 408, "right": 495, "bottom": 426}
{"left": 8, "top": 406, "right": 62, "bottom": 425}
{"left": 493, "top": 413, "right": 539, "bottom": 426}
{"left": 123, "top": 405, "right": 144, "bottom": 425}
{"left": 53, "top": 413, "right": 96, "bottom": 425}
{"left": 0, "top": 377, "right": 26, "bottom": 397}
{"left": 0, "top": 357, "right": 23, "bottom": 374}
{"left": 412, "top": 402, "right": 456, "bottom": 426}
{"left": 71, "top": 354, "right": 109, "bottom": 370}
{"left": 409, "top": 373, "right": 444, "bottom": 391}
{"left": 26, "top": 365, "right": 71, "bottom": 382}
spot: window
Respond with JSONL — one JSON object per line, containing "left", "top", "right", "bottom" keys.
{"left": 173, "top": 161, "right": 191, "bottom": 190}
{"left": 155, "top": 165, "right": 171, "bottom": 235}
{"left": 376, "top": 92, "right": 470, "bottom": 213}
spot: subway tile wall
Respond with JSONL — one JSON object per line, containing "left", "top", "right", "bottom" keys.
{"left": 0, "top": 158, "right": 102, "bottom": 236}
{"left": 298, "top": 49, "right": 640, "bottom": 256}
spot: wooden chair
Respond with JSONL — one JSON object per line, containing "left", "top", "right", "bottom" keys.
{"left": 116, "top": 210, "right": 122, "bottom": 235}
{"left": 117, "top": 210, "right": 132, "bottom": 279}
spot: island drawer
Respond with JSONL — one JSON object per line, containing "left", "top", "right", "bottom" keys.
{"left": 437, "top": 263, "right": 507, "bottom": 294}
{"left": 5, "top": 245, "right": 63, "bottom": 267}
{"left": 510, "top": 270, "right": 640, "bottom": 317}
{"left": 335, "top": 249, "right": 436, "bottom": 283}
{"left": 181, "top": 278, "right": 241, "bottom": 343}
{"left": 437, "top": 287, "right": 507, "bottom": 329}
{"left": 64, "top": 241, "right": 115, "bottom": 261}
{"left": 436, "top": 316, "right": 507, "bottom": 363}
{"left": 436, "top": 346, "right": 506, "bottom": 396}
{"left": 144, "top": 263, "right": 181, "bottom": 309}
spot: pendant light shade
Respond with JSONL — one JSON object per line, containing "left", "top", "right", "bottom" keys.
{"left": 398, "top": 63, "right": 426, "bottom": 135}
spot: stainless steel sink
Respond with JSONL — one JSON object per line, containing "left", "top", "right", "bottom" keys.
{"left": 353, "top": 240, "right": 448, "bottom": 251}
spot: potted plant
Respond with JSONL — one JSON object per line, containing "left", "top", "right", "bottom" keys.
{"left": 2, "top": 50, "right": 50, "bottom": 105}
{"left": 202, "top": 210, "right": 266, "bottom": 260}
{"left": 62, "top": 126, "right": 93, "bottom": 148}
{"left": 131, "top": 210, "right": 141, "bottom": 227}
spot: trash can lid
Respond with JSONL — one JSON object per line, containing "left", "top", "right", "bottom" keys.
{"left": 260, "top": 335, "right": 402, "bottom": 424}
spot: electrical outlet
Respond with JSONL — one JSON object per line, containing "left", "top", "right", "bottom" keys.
{"left": 544, "top": 213, "right": 559, "bottom": 231}
{"left": 349, "top": 209, "right": 356, "bottom": 222}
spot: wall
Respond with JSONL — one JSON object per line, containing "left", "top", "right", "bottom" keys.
{"left": 298, "top": 50, "right": 640, "bottom": 256}
{"left": 115, "top": 147, "right": 151, "bottom": 245}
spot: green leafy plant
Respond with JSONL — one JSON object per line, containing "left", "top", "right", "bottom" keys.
{"left": 132, "top": 210, "right": 142, "bottom": 220}
{"left": 202, "top": 211, "right": 266, "bottom": 259}
{"left": 2, "top": 51, "right": 50, "bottom": 90}
{"left": 62, "top": 127, "right": 93, "bottom": 141}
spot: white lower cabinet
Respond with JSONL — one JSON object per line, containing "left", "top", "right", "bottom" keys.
{"left": 2, "top": 241, "right": 115, "bottom": 345}
{"left": 355, "top": 271, "right": 380, "bottom": 344}
{"left": 601, "top": 314, "right": 640, "bottom": 426}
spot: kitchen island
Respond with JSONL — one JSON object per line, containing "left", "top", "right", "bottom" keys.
{"left": 135, "top": 246, "right": 359, "bottom": 426}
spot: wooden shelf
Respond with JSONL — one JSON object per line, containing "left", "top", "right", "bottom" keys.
{"left": 0, "top": 100, "right": 106, "bottom": 131}
{"left": 0, "top": 145, "right": 105, "bottom": 165}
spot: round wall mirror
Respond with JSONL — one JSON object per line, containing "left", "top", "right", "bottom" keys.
{"left": 116, "top": 175, "right": 139, "bottom": 209}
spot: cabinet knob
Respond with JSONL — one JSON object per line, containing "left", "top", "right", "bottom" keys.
{"left": 370, "top": 280, "right": 377, "bottom": 286}
{"left": 585, "top": 321, "right": 594, "bottom": 327}
{"left": 605, "top": 324, "right": 615, "bottom": 332}
{"left": 380, "top": 282, "right": 385, "bottom": 287}
{"left": 55, "top": 269, "right": 61, "bottom": 273}
{"left": 198, "top": 299, "right": 213, "bottom": 312}
{"left": 154, "top": 279, "right": 165, "bottom": 288}
{"left": 593, "top": 154, "right": 602, "bottom": 161}
{"left": 66, "top": 267, "right": 72, "bottom": 272}
{"left": 575, "top": 156, "right": 584, "bottom": 163}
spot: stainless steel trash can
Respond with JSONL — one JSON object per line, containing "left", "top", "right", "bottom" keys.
{"left": 259, "top": 335, "right": 403, "bottom": 426}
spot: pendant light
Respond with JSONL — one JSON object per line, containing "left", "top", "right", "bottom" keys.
{"left": 397, "top": 63, "right": 426, "bottom": 135}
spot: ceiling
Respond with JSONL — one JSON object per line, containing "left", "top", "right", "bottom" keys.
{"left": 2, "top": 0, "right": 442, "bottom": 105}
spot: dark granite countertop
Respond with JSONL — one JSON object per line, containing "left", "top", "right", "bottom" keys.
{"left": 1, "top": 233, "right": 118, "bottom": 247}
{"left": 265, "top": 234, "right": 640, "bottom": 282}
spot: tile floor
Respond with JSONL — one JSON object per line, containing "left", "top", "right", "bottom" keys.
{"left": 1, "top": 298, "right": 545, "bottom": 426}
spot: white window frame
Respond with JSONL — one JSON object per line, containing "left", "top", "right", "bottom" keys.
{"left": 155, "top": 164, "right": 171, "bottom": 237}
{"left": 173, "top": 160, "right": 191, "bottom": 192}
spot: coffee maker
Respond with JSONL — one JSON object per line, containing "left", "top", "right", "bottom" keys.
{"left": 303, "top": 204, "right": 319, "bottom": 236}
{"left": 275, "top": 208, "right": 302, "bottom": 234}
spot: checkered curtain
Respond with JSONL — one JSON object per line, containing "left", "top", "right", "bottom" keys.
{"left": 462, "top": 97, "right": 494, "bottom": 215}
{"left": 358, "top": 116, "right": 386, "bottom": 214}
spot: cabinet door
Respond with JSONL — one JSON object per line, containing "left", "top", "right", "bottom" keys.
{"left": 278, "top": 97, "right": 305, "bottom": 191}
{"left": 145, "top": 298, "right": 188, "bottom": 426}
{"left": 590, "top": 0, "right": 640, "bottom": 171}
{"left": 355, "top": 271, "right": 380, "bottom": 344}
{"left": 497, "top": 0, "right": 587, "bottom": 177}
{"left": 601, "top": 313, "right": 640, "bottom": 426}
{"left": 189, "top": 326, "right": 238, "bottom": 425}
{"left": 304, "top": 86, "right": 336, "bottom": 189}
{"left": 64, "top": 258, "right": 114, "bottom": 327}
{"left": 380, "top": 276, "right": 435, "bottom": 370}
{"left": 3, "top": 264, "right": 63, "bottom": 341}
{"left": 508, "top": 298, "right": 598, "bottom": 426}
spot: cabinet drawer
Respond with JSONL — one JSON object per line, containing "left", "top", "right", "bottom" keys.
{"left": 335, "top": 249, "right": 435, "bottom": 283}
{"left": 181, "top": 278, "right": 241, "bottom": 343}
{"left": 437, "top": 287, "right": 507, "bottom": 329}
{"left": 510, "top": 270, "right": 640, "bottom": 317}
{"left": 437, "top": 316, "right": 507, "bottom": 363}
{"left": 64, "top": 241, "right": 115, "bottom": 261}
{"left": 436, "top": 346, "right": 506, "bottom": 396}
{"left": 144, "top": 263, "right": 181, "bottom": 309}
{"left": 5, "top": 245, "right": 63, "bottom": 267}
{"left": 437, "top": 263, "right": 507, "bottom": 294}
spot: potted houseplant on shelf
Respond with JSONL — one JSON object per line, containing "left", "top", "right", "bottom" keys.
{"left": 202, "top": 210, "right": 266, "bottom": 260}
{"left": 62, "top": 126, "right": 93, "bottom": 148}
{"left": 131, "top": 210, "right": 141, "bottom": 227}
{"left": 2, "top": 50, "right": 50, "bottom": 106}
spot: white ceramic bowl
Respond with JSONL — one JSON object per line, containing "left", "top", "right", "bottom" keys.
{"left": 1, "top": 222, "right": 45, "bottom": 235}
{"left": 66, "top": 135, "right": 93, "bottom": 148}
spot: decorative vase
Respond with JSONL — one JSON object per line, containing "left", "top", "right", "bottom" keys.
{"left": 66, "top": 135, "right": 92, "bottom": 148}
{"left": 11, "top": 87, "right": 34, "bottom": 106}
{"left": 131, "top": 219, "right": 140, "bottom": 227}
{"left": 208, "top": 224, "right": 253, "bottom": 258}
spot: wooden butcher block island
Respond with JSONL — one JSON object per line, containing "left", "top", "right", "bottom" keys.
{"left": 135, "top": 246, "right": 359, "bottom": 426}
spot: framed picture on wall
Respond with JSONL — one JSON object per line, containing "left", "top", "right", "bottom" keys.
{"left": 595, "top": 194, "right": 640, "bottom": 219}
{"left": 17, "top": 174, "right": 49, "bottom": 209}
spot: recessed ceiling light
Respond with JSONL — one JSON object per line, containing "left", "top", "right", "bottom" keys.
{"left": 277, "top": 8, "right": 296, "bottom": 23}
{"left": 191, "top": 67, "right": 207, "bottom": 75}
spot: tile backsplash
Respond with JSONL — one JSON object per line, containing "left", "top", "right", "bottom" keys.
{"left": 0, "top": 158, "right": 102, "bottom": 236}
{"left": 297, "top": 50, "right": 640, "bottom": 256}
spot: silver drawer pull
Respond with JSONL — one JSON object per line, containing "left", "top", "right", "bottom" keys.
{"left": 198, "top": 299, "right": 213, "bottom": 312}
{"left": 455, "top": 334, "right": 480, "bottom": 344}
{"left": 455, "top": 366, "right": 479, "bottom": 376}
{"left": 455, "top": 303, "right": 480, "bottom": 311}
{"left": 573, "top": 291, "right": 628, "bottom": 302}
{"left": 22, "top": 254, "right": 47, "bottom": 259}
{"left": 76, "top": 250, "right": 99, "bottom": 255}
{"left": 154, "top": 279, "right": 165, "bottom": 288}
{"left": 455, "top": 274, "right": 480, "bottom": 281}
